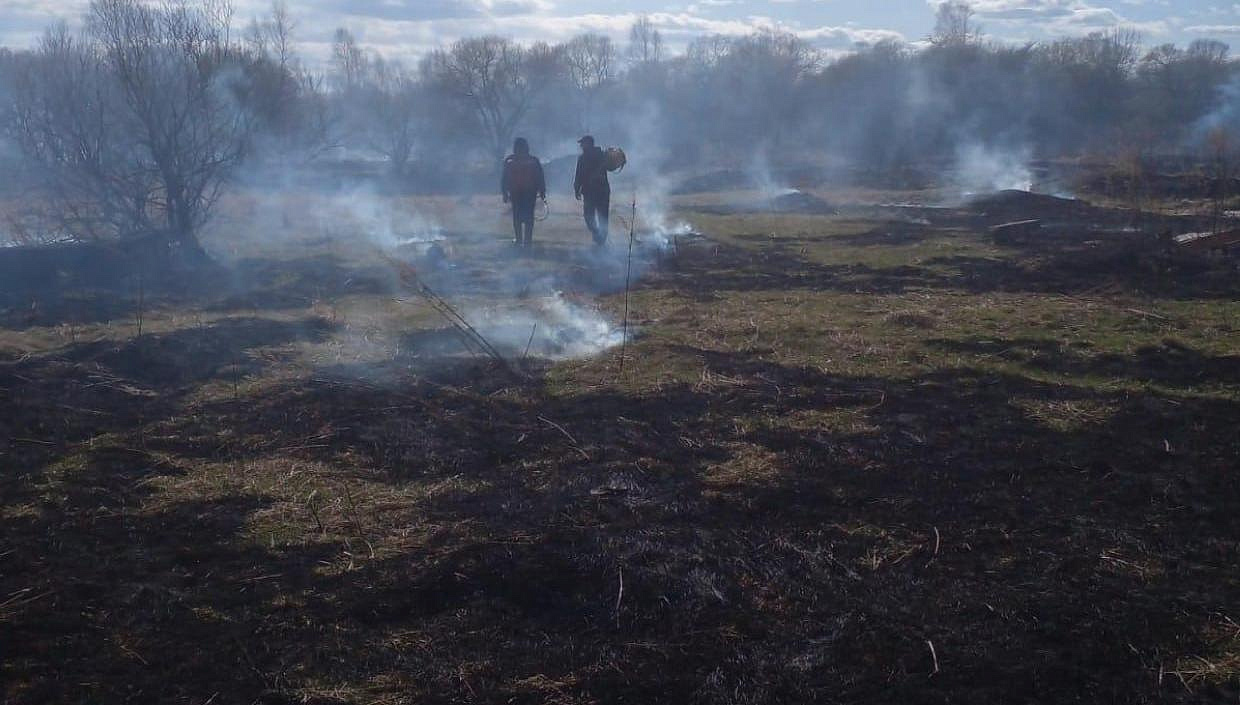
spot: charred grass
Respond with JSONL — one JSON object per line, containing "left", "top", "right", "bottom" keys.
{"left": 2, "top": 193, "right": 1239, "bottom": 704}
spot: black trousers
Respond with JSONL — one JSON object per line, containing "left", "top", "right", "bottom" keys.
{"left": 582, "top": 190, "right": 610, "bottom": 244}
{"left": 511, "top": 192, "right": 537, "bottom": 245}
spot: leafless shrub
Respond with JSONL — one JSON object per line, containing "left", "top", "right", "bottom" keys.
{"left": 423, "top": 36, "right": 556, "bottom": 161}
{"left": 9, "top": 0, "right": 253, "bottom": 259}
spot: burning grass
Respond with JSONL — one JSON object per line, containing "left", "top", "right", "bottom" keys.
{"left": 2, "top": 187, "right": 1239, "bottom": 703}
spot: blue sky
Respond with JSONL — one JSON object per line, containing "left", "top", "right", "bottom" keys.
{"left": 4, "top": 0, "right": 1240, "bottom": 63}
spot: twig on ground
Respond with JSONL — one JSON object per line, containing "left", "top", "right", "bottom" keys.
{"left": 275, "top": 443, "right": 331, "bottom": 452}
{"left": 538, "top": 415, "right": 590, "bottom": 460}
{"left": 538, "top": 415, "right": 578, "bottom": 445}
{"left": 1125, "top": 307, "right": 1171, "bottom": 321}
{"left": 926, "top": 640, "right": 940, "bottom": 675}
{"left": 238, "top": 573, "right": 283, "bottom": 583}
{"left": 0, "top": 589, "right": 54, "bottom": 615}
{"left": 381, "top": 253, "right": 517, "bottom": 375}
{"left": 614, "top": 565, "right": 625, "bottom": 628}
{"left": 57, "top": 405, "right": 108, "bottom": 416}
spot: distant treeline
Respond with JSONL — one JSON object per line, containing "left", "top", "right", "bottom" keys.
{"left": 0, "top": 0, "right": 1238, "bottom": 250}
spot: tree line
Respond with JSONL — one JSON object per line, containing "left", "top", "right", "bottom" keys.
{"left": 0, "top": 0, "right": 1237, "bottom": 255}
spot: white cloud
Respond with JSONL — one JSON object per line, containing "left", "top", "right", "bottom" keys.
{"left": 0, "top": 0, "right": 1223, "bottom": 63}
{"left": 306, "top": 9, "right": 903, "bottom": 64}
{"left": 927, "top": 0, "right": 1171, "bottom": 37}
{"left": 1184, "top": 24, "right": 1240, "bottom": 35}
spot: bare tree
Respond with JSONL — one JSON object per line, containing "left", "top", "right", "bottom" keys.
{"left": 688, "top": 31, "right": 818, "bottom": 149}
{"left": 243, "top": 0, "right": 316, "bottom": 153}
{"left": 331, "top": 28, "right": 368, "bottom": 93}
{"left": 628, "top": 16, "right": 664, "bottom": 66}
{"left": 563, "top": 34, "right": 616, "bottom": 130}
{"left": 425, "top": 36, "right": 552, "bottom": 161}
{"left": 267, "top": 0, "right": 294, "bottom": 73}
{"left": 931, "top": 1, "right": 979, "bottom": 47}
{"left": 92, "top": 0, "right": 251, "bottom": 256}
{"left": 11, "top": 0, "right": 252, "bottom": 257}
{"left": 686, "top": 34, "right": 734, "bottom": 71}
{"left": 1188, "top": 38, "right": 1230, "bottom": 65}
{"left": 247, "top": 1, "right": 294, "bottom": 73}
{"left": 1136, "top": 40, "right": 1231, "bottom": 142}
{"left": 367, "top": 57, "right": 421, "bottom": 174}
{"left": 1044, "top": 28, "right": 1141, "bottom": 78}
{"left": 11, "top": 24, "right": 144, "bottom": 241}
{"left": 1036, "top": 29, "right": 1141, "bottom": 148}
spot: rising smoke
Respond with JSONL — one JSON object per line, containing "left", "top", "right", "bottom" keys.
{"left": 953, "top": 143, "right": 1034, "bottom": 197}
{"left": 3, "top": 1, "right": 1240, "bottom": 362}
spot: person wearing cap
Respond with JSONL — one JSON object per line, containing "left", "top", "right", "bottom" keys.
{"left": 501, "top": 137, "right": 546, "bottom": 249}
{"left": 573, "top": 135, "right": 610, "bottom": 246}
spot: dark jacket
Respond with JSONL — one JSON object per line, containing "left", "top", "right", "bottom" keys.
{"left": 574, "top": 146, "right": 610, "bottom": 198}
{"left": 502, "top": 154, "right": 546, "bottom": 199}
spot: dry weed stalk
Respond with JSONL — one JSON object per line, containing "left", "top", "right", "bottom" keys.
{"left": 381, "top": 253, "right": 515, "bottom": 374}
{"left": 619, "top": 197, "right": 637, "bottom": 374}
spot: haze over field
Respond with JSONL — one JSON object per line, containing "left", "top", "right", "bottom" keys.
{"left": 5, "top": 0, "right": 1240, "bottom": 258}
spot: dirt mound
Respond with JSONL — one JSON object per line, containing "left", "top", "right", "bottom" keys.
{"left": 693, "top": 190, "right": 838, "bottom": 217}
{"left": 769, "top": 190, "right": 837, "bottom": 215}
{"left": 966, "top": 189, "right": 1147, "bottom": 231}
{"left": 671, "top": 166, "right": 829, "bottom": 195}
{"left": 968, "top": 190, "right": 1092, "bottom": 217}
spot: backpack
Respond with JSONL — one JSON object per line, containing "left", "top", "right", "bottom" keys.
{"left": 506, "top": 155, "right": 540, "bottom": 193}
{"left": 605, "top": 147, "right": 627, "bottom": 173}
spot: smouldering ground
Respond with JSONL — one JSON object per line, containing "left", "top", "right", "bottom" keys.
{"left": 2, "top": 187, "right": 1239, "bottom": 704}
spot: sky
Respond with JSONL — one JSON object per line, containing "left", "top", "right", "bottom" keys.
{"left": 4, "top": 0, "right": 1240, "bottom": 65}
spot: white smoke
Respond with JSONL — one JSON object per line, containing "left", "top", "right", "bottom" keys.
{"left": 323, "top": 187, "right": 443, "bottom": 249}
{"left": 326, "top": 186, "right": 639, "bottom": 361}
{"left": 954, "top": 143, "right": 1034, "bottom": 195}
{"left": 468, "top": 292, "right": 627, "bottom": 360}
{"left": 639, "top": 219, "right": 693, "bottom": 252}
{"left": 296, "top": 101, "right": 690, "bottom": 366}
{"left": 1194, "top": 74, "right": 1240, "bottom": 143}
{"left": 751, "top": 146, "right": 801, "bottom": 201}
{"left": 603, "top": 101, "right": 695, "bottom": 254}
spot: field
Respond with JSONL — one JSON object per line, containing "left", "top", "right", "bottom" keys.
{"left": 2, "top": 182, "right": 1239, "bottom": 704}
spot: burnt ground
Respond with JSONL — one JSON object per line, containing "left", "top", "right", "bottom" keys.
{"left": 1, "top": 189, "right": 1239, "bottom": 704}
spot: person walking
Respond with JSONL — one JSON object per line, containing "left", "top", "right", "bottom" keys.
{"left": 573, "top": 135, "right": 610, "bottom": 246}
{"left": 501, "top": 137, "right": 546, "bottom": 249}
